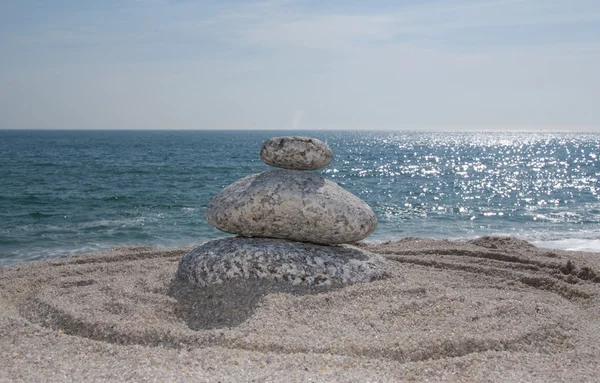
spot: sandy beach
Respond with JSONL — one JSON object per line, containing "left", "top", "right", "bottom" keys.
{"left": 1, "top": 236, "right": 599, "bottom": 382}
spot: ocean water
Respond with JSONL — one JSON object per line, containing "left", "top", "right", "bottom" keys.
{"left": 1, "top": 130, "right": 599, "bottom": 265}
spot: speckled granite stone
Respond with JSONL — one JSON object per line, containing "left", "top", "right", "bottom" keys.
{"left": 177, "top": 237, "right": 388, "bottom": 287}
{"left": 260, "top": 136, "right": 333, "bottom": 170}
{"left": 206, "top": 170, "right": 378, "bottom": 245}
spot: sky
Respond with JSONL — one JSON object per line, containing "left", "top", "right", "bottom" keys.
{"left": 0, "top": 0, "right": 599, "bottom": 131}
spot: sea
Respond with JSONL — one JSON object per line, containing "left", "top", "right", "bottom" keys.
{"left": 1, "top": 130, "right": 599, "bottom": 266}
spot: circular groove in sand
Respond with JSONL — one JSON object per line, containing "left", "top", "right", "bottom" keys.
{"left": 6, "top": 238, "right": 598, "bottom": 365}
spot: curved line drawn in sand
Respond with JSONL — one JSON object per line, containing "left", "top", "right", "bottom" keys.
{"left": 5, "top": 236, "right": 598, "bottom": 374}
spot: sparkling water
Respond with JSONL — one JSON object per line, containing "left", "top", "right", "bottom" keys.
{"left": 1, "top": 130, "right": 598, "bottom": 265}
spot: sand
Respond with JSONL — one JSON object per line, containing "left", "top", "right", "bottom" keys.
{"left": 1, "top": 236, "right": 599, "bottom": 382}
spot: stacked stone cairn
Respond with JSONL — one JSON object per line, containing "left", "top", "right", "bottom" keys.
{"left": 177, "top": 136, "right": 387, "bottom": 287}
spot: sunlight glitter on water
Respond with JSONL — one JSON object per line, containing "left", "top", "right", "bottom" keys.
{"left": 1, "top": 130, "right": 599, "bottom": 264}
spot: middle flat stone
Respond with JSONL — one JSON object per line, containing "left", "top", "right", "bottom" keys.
{"left": 206, "top": 170, "right": 378, "bottom": 245}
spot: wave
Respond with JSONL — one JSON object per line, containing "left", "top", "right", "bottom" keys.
{"left": 28, "top": 211, "right": 54, "bottom": 219}
{"left": 532, "top": 239, "right": 600, "bottom": 253}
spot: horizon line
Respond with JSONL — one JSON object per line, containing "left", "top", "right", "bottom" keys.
{"left": 1, "top": 128, "right": 599, "bottom": 133}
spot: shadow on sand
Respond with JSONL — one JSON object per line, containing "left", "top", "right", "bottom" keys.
{"left": 168, "top": 277, "right": 337, "bottom": 330}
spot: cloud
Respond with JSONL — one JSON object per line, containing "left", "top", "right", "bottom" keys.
{"left": 243, "top": 14, "right": 396, "bottom": 50}
{"left": 232, "top": 0, "right": 600, "bottom": 51}
{"left": 0, "top": 0, "right": 599, "bottom": 130}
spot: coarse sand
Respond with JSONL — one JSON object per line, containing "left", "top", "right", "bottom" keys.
{"left": 1, "top": 236, "right": 600, "bottom": 382}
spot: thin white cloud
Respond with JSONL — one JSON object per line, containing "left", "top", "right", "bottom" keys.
{"left": 244, "top": 14, "right": 397, "bottom": 50}
{"left": 1, "top": 0, "right": 599, "bottom": 131}
{"left": 232, "top": 0, "right": 600, "bottom": 51}
{"left": 10, "top": 0, "right": 598, "bottom": 51}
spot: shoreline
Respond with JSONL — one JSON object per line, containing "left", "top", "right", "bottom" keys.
{"left": 2, "top": 236, "right": 600, "bottom": 382}
{"left": 3, "top": 232, "right": 600, "bottom": 268}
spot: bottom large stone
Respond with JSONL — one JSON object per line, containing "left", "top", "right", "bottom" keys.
{"left": 177, "top": 237, "right": 389, "bottom": 287}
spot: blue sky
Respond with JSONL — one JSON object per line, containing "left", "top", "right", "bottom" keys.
{"left": 1, "top": 0, "right": 599, "bottom": 131}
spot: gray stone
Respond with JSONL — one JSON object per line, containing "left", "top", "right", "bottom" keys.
{"left": 177, "top": 237, "right": 388, "bottom": 287}
{"left": 260, "top": 136, "right": 333, "bottom": 170}
{"left": 206, "top": 170, "right": 378, "bottom": 245}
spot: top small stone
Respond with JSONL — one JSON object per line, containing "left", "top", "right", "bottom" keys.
{"left": 260, "top": 136, "right": 333, "bottom": 170}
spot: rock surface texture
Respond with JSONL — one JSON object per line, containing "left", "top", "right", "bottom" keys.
{"left": 179, "top": 135, "right": 381, "bottom": 288}
{"left": 260, "top": 136, "right": 333, "bottom": 170}
{"left": 206, "top": 169, "right": 377, "bottom": 245}
{"left": 178, "top": 237, "right": 387, "bottom": 287}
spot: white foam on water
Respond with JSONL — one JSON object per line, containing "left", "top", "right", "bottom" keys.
{"left": 532, "top": 239, "right": 600, "bottom": 253}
